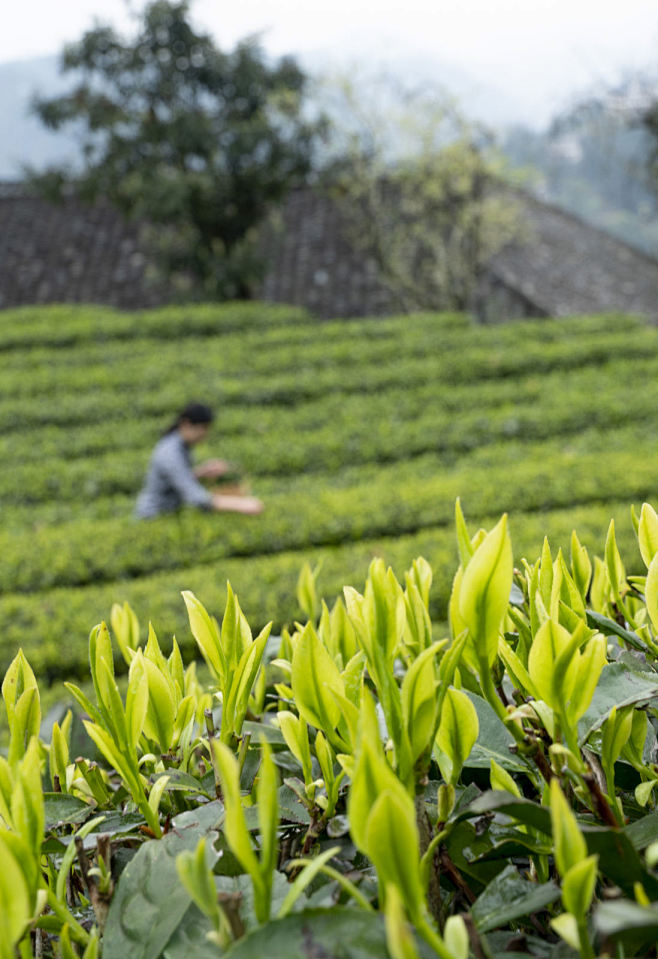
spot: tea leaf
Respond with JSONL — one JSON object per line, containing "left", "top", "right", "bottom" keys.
{"left": 459, "top": 514, "right": 513, "bottom": 669}
{"left": 435, "top": 687, "right": 478, "bottom": 785}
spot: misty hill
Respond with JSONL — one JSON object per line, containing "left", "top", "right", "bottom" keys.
{"left": 0, "top": 56, "right": 79, "bottom": 178}
{"left": 3, "top": 54, "right": 657, "bottom": 258}
{"left": 501, "top": 93, "right": 658, "bottom": 256}
{"left": 0, "top": 51, "right": 529, "bottom": 178}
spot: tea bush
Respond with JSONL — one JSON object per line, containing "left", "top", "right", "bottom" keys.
{"left": 3, "top": 302, "right": 658, "bottom": 685}
{"left": 4, "top": 504, "right": 658, "bottom": 957}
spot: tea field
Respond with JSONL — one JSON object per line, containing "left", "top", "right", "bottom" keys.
{"left": 2, "top": 302, "right": 656, "bottom": 684}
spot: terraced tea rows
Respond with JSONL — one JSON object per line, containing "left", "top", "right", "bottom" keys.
{"left": 1, "top": 302, "right": 655, "bottom": 681}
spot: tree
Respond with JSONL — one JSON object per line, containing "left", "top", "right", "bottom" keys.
{"left": 500, "top": 90, "right": 658, "bottom": 255}
{"left": 640, "top": 84, "right": 658, "bottom": 189}
{"left": 30, "top": 1, "right": 324, "bottom": 299}
{"left": 320, "top": 76, "right": 522, "bottom": 314}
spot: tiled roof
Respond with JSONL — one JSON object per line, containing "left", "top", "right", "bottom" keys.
{"left": 258, "top": 188, "right": 393, "bottom": 318}
{"left": 1, "top": 181, "right": 657, "bottom": 321}
{"left": 488, "top": 190, "right": 658, "bottom": 323}
{"left": 0, "top": 186, "right": 166, "bottom": 310}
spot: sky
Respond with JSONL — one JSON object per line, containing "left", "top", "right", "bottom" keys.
{"left": 3, "top": 0, "right": 658, "bottom": 127}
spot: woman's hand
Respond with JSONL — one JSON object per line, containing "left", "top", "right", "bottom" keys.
{"left": 195, "top": 458, "right": 234, "bottom": 480}
{"left": 211, "top": 493, "right": 264, "bottom": 515}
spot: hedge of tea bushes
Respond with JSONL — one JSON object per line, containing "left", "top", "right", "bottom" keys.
{"left": 0, "top": 368, "right": 556, "bottom": 471}
{"left": 6, "top": 504, "right": 658, "bottom": 959}
{"left": 0, "top": 300, "right": 628, "bottom": 355}
{"left": 2, "top": 429, "right": 657, "bottom": 595}
{"left": 4, "top": 357, "right": 658, "bottom": 507}
{"left": 0, "top": 499, "right": 641, "bottom": 683}
{"left": 0, "top": 300, "right": 316, "bottom": 349}
{"left": 2, "top": 301, "right": 658, "bottom": 686}
{"left": 0, "top": 313, "right": 652, "bottom": 433}
{"left": 0, "top": 310, "right": 467, "bottom": 399}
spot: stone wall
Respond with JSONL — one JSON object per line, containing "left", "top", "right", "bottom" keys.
{"left": 0, "top": 184, "right": 165, "bottom": 310}
{"left": 2, "top": 182, "right": 657, "bottom": 324}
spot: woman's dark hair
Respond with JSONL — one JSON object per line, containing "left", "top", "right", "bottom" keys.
{"left": 163, "top": 402, "right": 214, "bottom": 435}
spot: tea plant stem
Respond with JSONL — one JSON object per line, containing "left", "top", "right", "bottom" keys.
{"left": 75, "top": 836, "right": 112, "bottom": 935}
{"left": 530, "top": 739, "right": 555, "bottom": 784}
{"left": 415, "top": 794, "right": 443, "bottom": 924}
{"left": 217, "top": 891, "right": 246, "bottom": 940}
{"left": 582, "top": 769, "right": 621, "bottom": 828}
{"left": 439, "top": 847, "right": 476, "bottom": 906}
{"left": 463, "top": 913, "right": 494, "bottom": 959}
{"left": 577, "top": 916, "right": 596, "bottom": 959}
{"left": 419, "top": 828, "right": 449, "bottom": 888}
{"left": 496, "top": 683, "right": 511, "bottom": 708}
{"left": 479, "top": 664, "right": 526, "bottom": 746}
{"left": 301, "top": 811, "right": 323, "bottom": 856}
{"left": 558, "top": 711, "right": 581, "bottom": 762}
{"left": 204, "top": 709, "right": 223, "bottom": 800}
{"left": 44, "top": 890, "right": 90, "bottom": 947}
{"left": 416, "top": 916, "right": 458, "bottom": 959}
{"left": 204, "top": 708, "right": 216, "bottom": 738}
{"left": 237, "top": 732, "right": 252, "bottom": 779}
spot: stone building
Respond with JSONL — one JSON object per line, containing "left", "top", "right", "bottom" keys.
{"left": 0, "top": 182, "right": 161, "bottom": 310}
{"left": 1, "top": 180, "right": 657, "bottom": 322}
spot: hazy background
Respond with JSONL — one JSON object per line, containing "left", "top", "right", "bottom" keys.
{"left": 4, "top": 1, "right": 658, "bottom": 129}
{"left": 3, "top": 0, "right": 658, "bottom": 251}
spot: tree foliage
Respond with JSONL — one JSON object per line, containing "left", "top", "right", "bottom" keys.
{"left": 323, "top": 77, "right": 521, "bottom": 313}
{"left": 642, "top": 92, "right": 658, "bottom": 187}
{"left": 30, "top": 1, "right": 324, "bottom": 299}
{"left": 502, "top": 87, "right": 658, "bottom": 256}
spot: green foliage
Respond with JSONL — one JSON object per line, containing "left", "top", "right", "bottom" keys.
{"left": 7, "top": 503, "right": 658, "bottom": 956}
{"left": 29, "top": 2, "right": 323, "bottom": 299}
{"left": 325, "top": 76, "right": 521, "bottom": 311}
{"left": 5, "top": 302, "right": 658, "bottom": 696}
{"left": 503, "top": 93, "right": 658, "bottom": 255}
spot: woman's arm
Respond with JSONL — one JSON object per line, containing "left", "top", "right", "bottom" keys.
{"left": 211, "top": 492, "right": 264, "bottom": 515}
{"left": 162, "top": 438, "right": 214, "bottom": 510}
{"left": 194, "top": 458, "right": 234, "bottom": 480}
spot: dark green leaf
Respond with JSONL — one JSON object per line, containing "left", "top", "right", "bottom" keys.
{"left": 456, "top": 790, "right": 552, "bottom": 835}
{"left": 44, "top": 792, "right": 93, "bottom": 829}
{"left": 578, "top": 662, "right": 658, "bottom": 743}
{"left": 586, "top": 611, "right": 645, "bottom": 650}
{"left": 594, "top": 900, "right": 658, "bottom": 951}
{"left": 473, "top": 827, "right": 552, "bottom": 861}
{"left": 471, "top": 864, "right": 560, "bottom": 933}
{"left": 277, "top": 784, "right": 312, "bottom": 825}
{"left": 444, "top": 821, "right": 502, "bottom": 890}
{"left": 624, "top": 810, "right": 658, "bottom": 850}
{"left": 483, "top": 930, "right": 561, "bottom": 958}
{"left": 152, "top": 768, "right": 214, "bottom": 797}
{"left": 581, "top": 824, "right": 658, "bottom": 899}
{"left": 103, "top": 802, "right": 222, "bottom": 959}
{"left": 463, "top": 692, "right": 527, "bottom": 771}
{"left": 457, "top": 791, "right": 658, "bottom": 898}
{"left": 223, "top": 908, "right": 436, "bottom": 959}
{"left": 161, "top": 903, "right": 218, "bottom": 959}
{"left": 171, "top": 801, "right": 225, "bottom": 833}
{"left": 84, "top": 811, "right": 145, "bottom": 837}
{"left": 243, "top": 720, "right": 286, "bottom": 745}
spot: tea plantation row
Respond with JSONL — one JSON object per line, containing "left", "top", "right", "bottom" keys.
{"left": 0, "top": 314, "right": 650, "bottom": 430}
{"left": 3, "top": 361, "right": 658, "bottom": 505}
{"left": 1, "top": 302, "right": 655, "bottom": 685}
{"left": 1, "top": 429, "right": 653, "bottom": 594}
